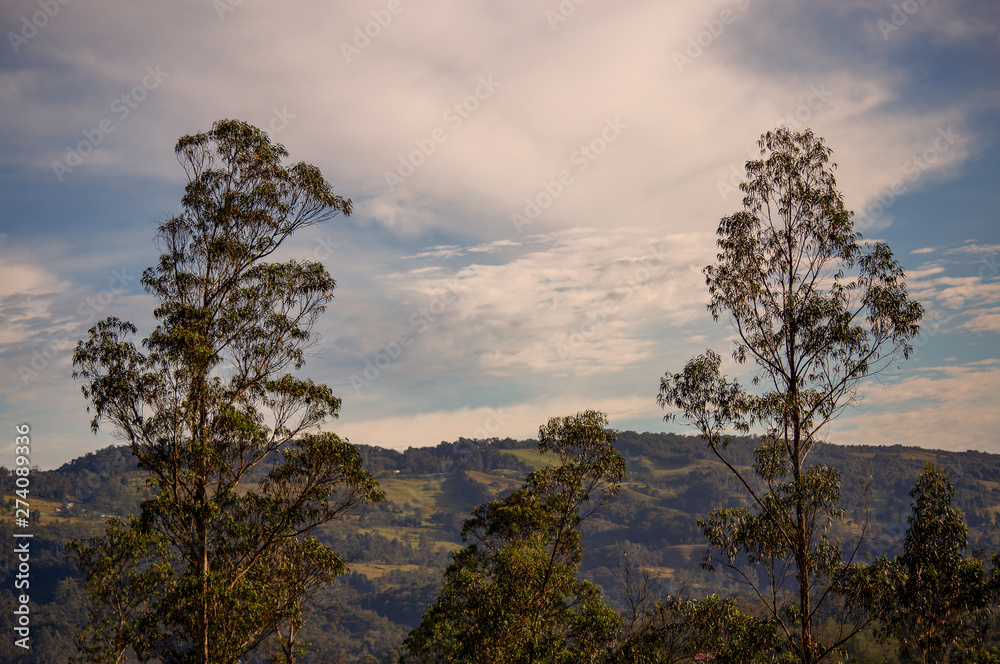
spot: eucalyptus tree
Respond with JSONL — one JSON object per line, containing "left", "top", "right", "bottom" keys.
{"left": 657, "top": 128, "right": 923, "bottom": 663}
{"left": 844, "top": 465, "right": 1000, "bottom": 663}
{"left": 69, "top": 119, "right": 382, "bottom": 663}
{"left": 401, "top": 410, "right": 626, "bottom": 664}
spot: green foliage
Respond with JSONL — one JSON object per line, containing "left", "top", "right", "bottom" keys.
{"left": 619, "top": 594, "right": 785, "bottom": 663}
{"left": 658, "top": 127, "right": 923, "bottom": 664}
{"left": 66, "top": 517, "right": 171, "bottom": 662}
{"left": 68, "top": 119, "right": 381, "bottom": 663}
{"left": 5, "top": 436, "right": 1000, "bottom": 662}
{"left": 401, "top": 410, "right": 625, "bottom": 664}
{"left": 843, "top": 465, "right": 1000, "bottom": 663}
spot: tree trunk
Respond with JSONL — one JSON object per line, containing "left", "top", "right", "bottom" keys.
{"left": 197, "top": 373, "right": 210, "bottom": 664}
{"left": 200, "top": 476, "right": 209, "bottom": 664}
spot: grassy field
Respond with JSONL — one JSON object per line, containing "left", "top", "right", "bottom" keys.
{"left": 501, "top": 447, "right": 555, "bottom": 469}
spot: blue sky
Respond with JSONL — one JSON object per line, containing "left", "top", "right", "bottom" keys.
{"left": 1, "top": 0, "right": 998, "bottom": 468}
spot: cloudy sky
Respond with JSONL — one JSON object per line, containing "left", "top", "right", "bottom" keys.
{"left": 1, "top": 0, "right": 998, "bottom": 468}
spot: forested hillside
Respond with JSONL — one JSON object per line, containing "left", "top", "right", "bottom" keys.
{"left": 2, "top": 432, "right": 999, "bottom": 662}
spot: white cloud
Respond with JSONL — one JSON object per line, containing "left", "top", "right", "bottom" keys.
{"left": 350, "top": 228, "right": 715, "bottom": 380}
{"left": 2, "top": 0, "right": 998, "bottom": 465}
{"left": 906, "top": 264, "right": 946, "bottom": 280}
{"left": 832, "top": 361, "right": 1000, "bottom": 452}
{"left": 2, "top": 0, "right": 987, "bottom": 241}
{"left": 945, "top": 243, "right": 1000, "bottom": 256}
{"left": 958, "top": 307, "right": 1000, "bottom": 334}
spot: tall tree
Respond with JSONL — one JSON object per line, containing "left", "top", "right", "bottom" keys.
{"left": 69, "top": 119, "right": 382, "bottom": 663}
{"left": 401, "top": 410, "right": 626, "bottom": 664}
{"left": 657, "top": 127, "right": 923, "bottom": 663}
{"left": 844, "top": 464, "right": 1000, "bottom": 663}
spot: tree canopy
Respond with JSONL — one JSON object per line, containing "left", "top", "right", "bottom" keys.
{"left": 401, "top": 410, "right": 626, "bottom": 664}
{"left": 658, "top": 127, "right": 924, "bottom": 664}
{"left": 69, "top": 119, "right": 382, "bottom": 663}
{"left": 844, "top": 464, "right": 1000, "bottom": 663}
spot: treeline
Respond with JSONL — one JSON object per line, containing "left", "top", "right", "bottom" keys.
{"left": 356, "top": 437, "right": 535, "bottom": 478}
{"left": 3, "top": 430, "right": 1000, "bottom": 662}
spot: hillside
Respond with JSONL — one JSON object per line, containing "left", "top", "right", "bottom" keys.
{"left": 2, "top": 433, "right": 999, "bottom": 662}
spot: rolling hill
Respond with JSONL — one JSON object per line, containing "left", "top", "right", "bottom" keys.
{"left": 2, "top": 431, "right": 999, "bottom": 662}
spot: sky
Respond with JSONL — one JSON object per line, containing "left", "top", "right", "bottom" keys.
{"left": 0, "top": 0, "right": 998, "bottom": 469}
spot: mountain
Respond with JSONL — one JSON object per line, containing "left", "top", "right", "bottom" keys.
{"left": 2, "top": 432, "right": 999, "bottom": 662}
